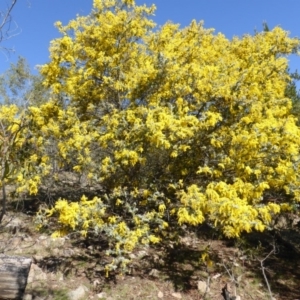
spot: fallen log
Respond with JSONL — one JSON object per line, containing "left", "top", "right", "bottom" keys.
{"left": 0, "top": 254, "right": 32, "bottom": 300}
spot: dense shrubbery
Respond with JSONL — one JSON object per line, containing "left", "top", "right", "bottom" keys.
{"left": 2, "top": 0, "right": 300, "bottom": 273}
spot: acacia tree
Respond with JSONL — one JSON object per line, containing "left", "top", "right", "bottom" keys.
{"left": 34, "top": 0, "right": 300, "bottom": 273}
{"left": 0, "top": 1, "right": 51, "bottom": 223}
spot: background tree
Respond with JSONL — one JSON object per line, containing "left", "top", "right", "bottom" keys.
{"left": 0, "top": 56, "right": 50, "bottom": 107}
{"left": 286, "top": 70, "right": 300, "bottom": 123}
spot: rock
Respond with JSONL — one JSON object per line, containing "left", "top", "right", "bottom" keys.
{"left": 129, "top": 253, "right": 136, "bottom": 259}
{"left": 197, "top": 280, "right": 210, "bottom": 293}
{"left": 93, "top": 279, "right": 100, "bottom": 288}
{"left": 68, "top": 285, "right": 89, "bottom": 300}
{"left": 137, "top": 250, "right": 148, "bottom": 258}
{"left": 5, "top": 217, "right": 23, "bottom": 229}
{"left": 63, "top": 248, "right": 75, "bottom": 257}
{"left": 23, "top": 294, "right": 33, "bottom": 300}
{"left": 212, "top": 273, "right": 221, "bottom": 280}
{"left": 171, "top": 292, "right": 182, "bottom": 299}
{"left": 158, "top": 291, "right": 164, "bottom": 298}
{"left": 96, "top": 292, "right": 107, "bottom": 299}
{"left": 24, "top": 236, "right": 33, "bottom": 242}
{"left": 149, "top": 268, "right": 160, "bottom": 278}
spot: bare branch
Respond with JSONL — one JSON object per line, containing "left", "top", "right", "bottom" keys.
{"left": 259, "top": 243, "right": 277, "bottom": 300}
{"left": 0, "top": 0, "right": 20, "bottom": 57}
{"left": 0, "top": 0, "right": 18, "bottom": 43}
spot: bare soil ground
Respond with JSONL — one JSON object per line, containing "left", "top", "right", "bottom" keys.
{"left": 1, "top": 187, "right": 300, "bottom": 300}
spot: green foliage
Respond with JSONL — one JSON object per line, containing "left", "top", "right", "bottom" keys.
{"left": 286, "top": 70, "right": 300, "bottom": 124}
{"left": 0, "top": 56, "right": 50, "bottom": 107}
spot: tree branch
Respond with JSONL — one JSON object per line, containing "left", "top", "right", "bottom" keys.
{"left": 0, "top": 0, "right": 18, "bottom": 42}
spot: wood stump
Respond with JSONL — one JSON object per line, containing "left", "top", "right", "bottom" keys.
{"left": 0, "top": 255, "right": 32, "bottom": 300}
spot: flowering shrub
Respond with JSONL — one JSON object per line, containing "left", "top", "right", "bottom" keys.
{"left": 33, "top": 0, "right": 300, "bottom": 272}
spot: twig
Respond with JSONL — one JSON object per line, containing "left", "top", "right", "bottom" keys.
{"left": 221, "top": 259, "right": 238, "bottom": 300}
{"left": 202, "top": 273, "right": 210, "bottom": 300}
{"left": 0, "top": 0, "right": 18, "bottom": 41}
{"left": 0, "top": 0, "right": 20, "bottom": 55}
{"left": 259, "top": 243, "right": 276, "bottom": 300}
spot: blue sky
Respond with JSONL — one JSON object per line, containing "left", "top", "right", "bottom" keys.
{"left": 0, "top": 0, "right": 300, "bottom": 76}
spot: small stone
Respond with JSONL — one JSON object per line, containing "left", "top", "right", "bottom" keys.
{"left": 137, "top": 250, "right": 148, "bottom": 258}
{"left": 212, "top": 273, "right": 221, "bottom": 280}
{"left": 129, "top": 253, "right": 136, "bottom": 259}
{"left": 23, "top": 294, "right": 33, "bottom": 300}
{"left": 93, "top": 279, "right": 100, "bottom": 288}
{"left": 239, "top": 255, "right": 247, "bottom": 261}
{"left": 171, "top": 292, "right": 182, "bottom": 299}
{"left": 24, "top": 236, "right": 33, "bottom": 242}
{"left": 63, "top": 248, "right": 75, "bottom": 257}
{"left": 197, "top": 280, "right": 209, "bottom": 293}
{"left": 149, "top": 268, "right": 160, "bottom": 278}
{"left": 97, "top": 292, "right": 107, "bottom": 299}
{"left": 158, "top": 291, "right": 164, "bottom": 298}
